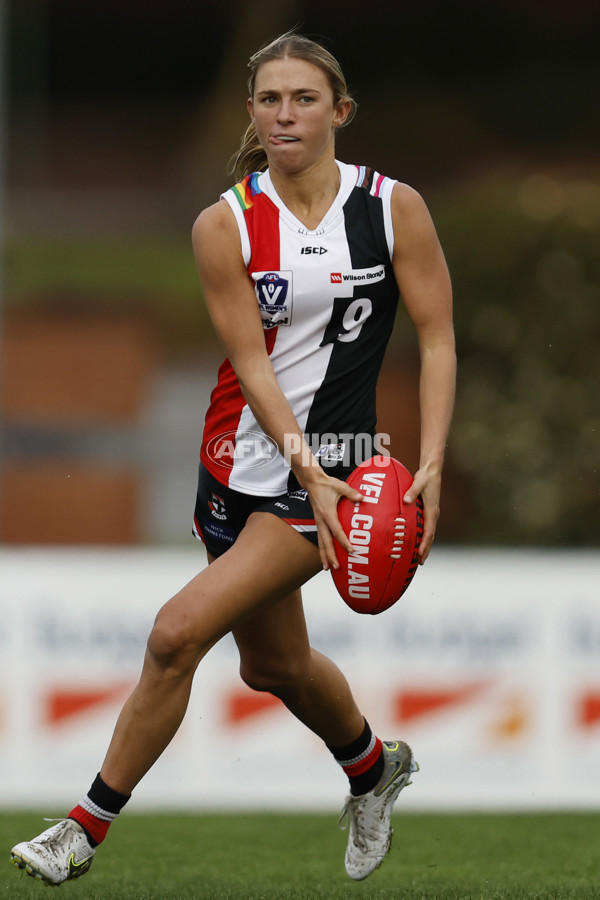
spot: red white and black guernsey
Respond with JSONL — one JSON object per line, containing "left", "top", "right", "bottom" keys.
{"left": 199, "top": 161, "right": 400, "bottom": 496}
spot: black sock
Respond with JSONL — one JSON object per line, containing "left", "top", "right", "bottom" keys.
{"left": 329, "top": 719, "right": 384, "bottom": 796}
{"left": 69, "top": 773, "right": 131, "bottom": 847}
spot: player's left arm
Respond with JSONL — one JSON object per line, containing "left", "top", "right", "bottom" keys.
{"left": 390, "top": 182, "right": 456, "bottom": 562}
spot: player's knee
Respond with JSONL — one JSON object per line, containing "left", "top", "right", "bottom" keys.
{"left": 146, "top": 608, "right": 197, "bottom": 673}
{"left": 239, "top": 656, "right": 308, "bottom": 695}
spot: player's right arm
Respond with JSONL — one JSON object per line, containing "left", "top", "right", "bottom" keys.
{"left": 191, "top": 200, "right": 362, "bottom": 569}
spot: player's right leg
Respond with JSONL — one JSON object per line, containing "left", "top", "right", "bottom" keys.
{"left": 10, "top": 516, "right": 323, "bottom": 886}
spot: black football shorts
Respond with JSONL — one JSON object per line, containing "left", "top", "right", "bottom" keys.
{"left": 193, "top": 462, "right": 322, "bottom": 558}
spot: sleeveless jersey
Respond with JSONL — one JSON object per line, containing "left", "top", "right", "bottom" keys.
{"left": 200, "top": 161, "right": 399, "bottom": 496}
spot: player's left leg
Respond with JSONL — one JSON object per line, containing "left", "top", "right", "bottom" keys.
{"left": 231, "top": 517, "right": 418, "bottom": 880}
{"left": 232, "top": 581, "right": 365, "bottom": 749}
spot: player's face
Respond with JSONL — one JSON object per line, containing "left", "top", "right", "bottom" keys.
{"left": 249, "top": 57, "right": 350, "bottom": 174}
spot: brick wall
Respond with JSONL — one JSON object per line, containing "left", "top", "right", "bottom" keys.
{"left": 1, "top": 312, "right": 156, "bottom": 543}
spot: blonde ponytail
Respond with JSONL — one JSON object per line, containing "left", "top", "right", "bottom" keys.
{"left": 228, "top": 122, "right": 268, "bottom": 183}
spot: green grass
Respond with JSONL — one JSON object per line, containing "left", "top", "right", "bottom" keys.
{"left": 1, "top": 811, "right": 599, "bottom": 899}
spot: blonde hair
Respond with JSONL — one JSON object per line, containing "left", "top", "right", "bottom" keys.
{"left": 228, "top": 32, "right": 357, "bottom": 183}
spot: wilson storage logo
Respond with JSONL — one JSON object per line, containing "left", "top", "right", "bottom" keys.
{"left": 330, "top": 266, "right": 385, "bottom": 285}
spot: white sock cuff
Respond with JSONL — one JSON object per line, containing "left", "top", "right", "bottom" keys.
{"left": 337, "top": 733, "right": 377, "bottom": 768}
{"left": 78, "top": 795, "right": 119, "bottom": 823}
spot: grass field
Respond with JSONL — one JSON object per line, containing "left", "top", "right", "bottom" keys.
{"left": 1, "top": 811, "right": 598, "bottom": 899}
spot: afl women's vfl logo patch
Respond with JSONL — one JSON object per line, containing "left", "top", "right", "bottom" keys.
{"left": 253, "top": 271, "right": 293, "bottom": 328}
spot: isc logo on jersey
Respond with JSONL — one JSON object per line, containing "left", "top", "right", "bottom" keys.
{"left": 253, "top": 271, "right": 294, "bottom": 328}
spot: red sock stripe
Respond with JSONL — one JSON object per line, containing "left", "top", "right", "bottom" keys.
{"left": 341, "top": 736, "right": 383, "bottom": 778}
{"left": 68, "top": 804, "right": 111, "bottom": 845}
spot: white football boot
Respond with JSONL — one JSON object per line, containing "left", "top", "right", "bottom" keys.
{"left": 340, "top": 739, "right": 418, "bottom": 880}
{"left": 11, "top": 818, "right": 95, "bottom": 885}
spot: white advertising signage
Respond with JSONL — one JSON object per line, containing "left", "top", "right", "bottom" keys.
{"left": 1, "top": 548, "right": 599, "bottom": 811}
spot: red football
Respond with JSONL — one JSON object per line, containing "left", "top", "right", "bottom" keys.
{"left": 331, "top": 456, "right": 424, "bottom": 614}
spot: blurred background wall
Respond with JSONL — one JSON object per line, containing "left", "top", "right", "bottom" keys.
{"left": 0, "top": 0, "right": 598, "bottom": 546}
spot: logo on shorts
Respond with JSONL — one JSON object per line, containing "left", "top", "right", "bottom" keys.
{"left": 253, "top": 271, "right": 293, "bottom": 328}
{"left": 316, "top": 442, "right": 346, "bottom": 463}
{"left": 288, "top": 489, "right": 308, "bottom": 501}
{"left": 209, "top": 492, "right": 227, "bottom": 520}
{"left": 202, "top": 521, "right": 236, "bottom": 546}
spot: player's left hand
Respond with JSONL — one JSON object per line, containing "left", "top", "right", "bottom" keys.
{"left": 403, "top": 465, "right": 441, "bottom": 563}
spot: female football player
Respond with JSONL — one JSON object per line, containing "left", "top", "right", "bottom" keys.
{"left": 12, "top": 31, "right": 455, "bottom": 885}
